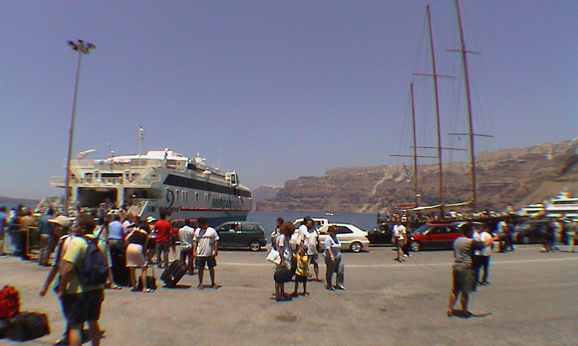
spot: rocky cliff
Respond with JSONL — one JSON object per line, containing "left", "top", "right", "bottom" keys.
{"left": 256, "top": 139, "right": 578, "bottom": 213}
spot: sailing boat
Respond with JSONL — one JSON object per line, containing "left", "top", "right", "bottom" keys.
{"left": 394, "top": 0, "right": 491, "bottom": 218}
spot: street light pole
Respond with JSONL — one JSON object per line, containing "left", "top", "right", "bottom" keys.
{"left": 64, "top": 40, "right": 95, "bottom": 216}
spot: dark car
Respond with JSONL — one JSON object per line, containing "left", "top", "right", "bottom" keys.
{"left": 215, "top": 221, "right": 267, "bottom": 251}
{"left": 512, "top": 219, "right": 551, "bottom": 244}
{"left": 408, "top": 222, "right": 483, "bottom": 251}
{"left": 367, "top": 223, "right": 394, "bottom": 245}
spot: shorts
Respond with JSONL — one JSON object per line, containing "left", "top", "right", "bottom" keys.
{"left": 274, "top": 267, "right": 292, "bottom": 283}
{"left": 306, "top": 253, "right": 319, "bottom": 266}
{"left": 295, "top": 274, "right": 307, "bottom": 283}
{"left": 195, "top": 256, "right": 216, "bottom": 270}
{"left": 60, "top": 289, "right": 104, "bottom": 325}
{"left": 452, "top": 266, "right": 474, "bottom": 294}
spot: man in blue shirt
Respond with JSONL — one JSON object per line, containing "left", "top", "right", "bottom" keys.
{"left": 38, "top": 208, "right": 54, "bottom": 266}
{"left": 106, "top": 215, "right": 124, "bottom": 254}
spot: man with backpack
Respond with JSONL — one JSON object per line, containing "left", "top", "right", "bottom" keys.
{"left": 59, "top": 213, "right": 108, "bottom": 346}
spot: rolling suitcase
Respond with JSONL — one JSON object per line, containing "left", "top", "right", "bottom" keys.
{"left": 110, "top": 252, "right": 130, "bottom": 287}
{"left": 160, "top": 260, "right": 187, "bottom": 287}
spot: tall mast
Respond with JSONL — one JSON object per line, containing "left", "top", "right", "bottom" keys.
{"left": 410, "top": 83, "right": 419, "bottom": 207}
{"left": 390, "top": 83, "right": 437, "bottom": 207}
{"left": 455, "top": 0, "right": 476, "bottom": 211}
{"left": 426, "top": 4, "right": 444, "bottom": 217}
{"left": 448, "top": 0, "right": 491, "bottom": 212}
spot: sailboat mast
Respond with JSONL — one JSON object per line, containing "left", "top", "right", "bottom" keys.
{"left": 426, "top": 4, "right": 444, "bottom": 217}
{"left": 410, "top": 83, "right": 419, "bottom": 207}
{"left": 454, "top": 0, "right": 477, "bottom": 212}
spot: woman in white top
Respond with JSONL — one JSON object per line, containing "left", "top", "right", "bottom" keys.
{"left": 324, "top": 225, "right": 345, "bottom": 290}
{"left": 274, "top": 221, "right": 294, "bottom": 301}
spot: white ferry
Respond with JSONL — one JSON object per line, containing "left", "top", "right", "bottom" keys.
{"left": 50, "top": 149, "right": 252, "bottom": 225}
{"left": 518, "top": 203, "right": 545, "bottom": 217}
{"left": 545, "top": 192, "right": 578, "bottom": 218}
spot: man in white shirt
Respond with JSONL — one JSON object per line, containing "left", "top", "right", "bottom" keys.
{"left": 297, "top": 217, "right": 322, "bottom": 281}
{"left": 179, "top": 220, "right": 195, "bottom": 275}
{"left": 192, "top": 217, "right": 219, "bottom": 289}
{"left": 473, "top": 226, "right": 493, "bottom": 288}
{"left": 392, "top": 219, "right": 406, "bottom": 262}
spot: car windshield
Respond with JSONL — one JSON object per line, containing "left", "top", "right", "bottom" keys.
{"left": 172, "top": 220, "right": 185, "bottom": 228}
{"left": 517, "top": 222, "right": 533, "bottom": 230}
{"left": 412, "top": 224, "right": 432, "bottom": 235}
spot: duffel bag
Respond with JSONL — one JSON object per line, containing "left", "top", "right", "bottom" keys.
{"left": 6, "top": 312, "right": 50, "bottom": 342}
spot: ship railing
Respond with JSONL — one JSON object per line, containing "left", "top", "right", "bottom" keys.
{"left": 70, "top": 158, "right": 165, "bottom": 169}
{"left": 50, "top": 175, "right": 160, "bottom": 187}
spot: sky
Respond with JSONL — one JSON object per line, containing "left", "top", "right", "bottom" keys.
{"left": 0, "top": 0, "right": 577, "bottom": 200}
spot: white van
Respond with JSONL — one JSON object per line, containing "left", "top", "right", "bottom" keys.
{"left": 293, "top": 218, "right": 329, "bottom": 230}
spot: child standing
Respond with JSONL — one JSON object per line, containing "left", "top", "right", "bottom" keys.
{"left": 292, "top": 245, "right": 309, "bottom": 297}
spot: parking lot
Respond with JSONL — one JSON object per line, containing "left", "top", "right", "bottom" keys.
{"left": 1, "top": 245, "right": 577, "bottom": 346}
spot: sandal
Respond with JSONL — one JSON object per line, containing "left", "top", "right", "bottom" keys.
{"left": 446, "top": 309, "right": 453, "bottom": 317}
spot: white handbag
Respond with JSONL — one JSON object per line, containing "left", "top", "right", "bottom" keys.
{"left": 266, "top": 248, "right": 281, "bottom": 265}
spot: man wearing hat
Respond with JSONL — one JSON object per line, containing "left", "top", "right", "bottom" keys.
{"left": 39, "top": 215, "right": 77, "bottom": 345}
{"left": 59, "top": 213, "right": 107, "bottom": 346}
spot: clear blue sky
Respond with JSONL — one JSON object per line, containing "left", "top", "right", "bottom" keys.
{"left": 1, "top": 1, "right": 576, "bottom": 200}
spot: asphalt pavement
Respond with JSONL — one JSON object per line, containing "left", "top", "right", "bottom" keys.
{"left": 1, "top": 244, "right": 577, "bottom": 346}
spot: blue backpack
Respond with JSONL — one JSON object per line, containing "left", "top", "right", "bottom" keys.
{"left": 77, "top": 234, "right": 108, "bottom": 286}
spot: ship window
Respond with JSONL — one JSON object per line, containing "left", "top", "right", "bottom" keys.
{"left": 195, "top": 192, "right": 199, "bottom": 201}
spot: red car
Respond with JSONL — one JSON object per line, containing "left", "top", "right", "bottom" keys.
{"left": 408, "top": 222, "right": 483, "bottom": 251}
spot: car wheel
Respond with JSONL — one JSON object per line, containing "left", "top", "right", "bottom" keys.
{"left": 349, "top": 242, "right": 362, "bottom": 253}
{"left": 248, "top": 240, "right": 261, "bottom": 252}
{"left": 409, "top": 241, "right": 420, "bottom": 252}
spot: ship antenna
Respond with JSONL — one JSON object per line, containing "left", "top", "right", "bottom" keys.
{"left": 137, "top": 124, "right": 145, "bottom": 156}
